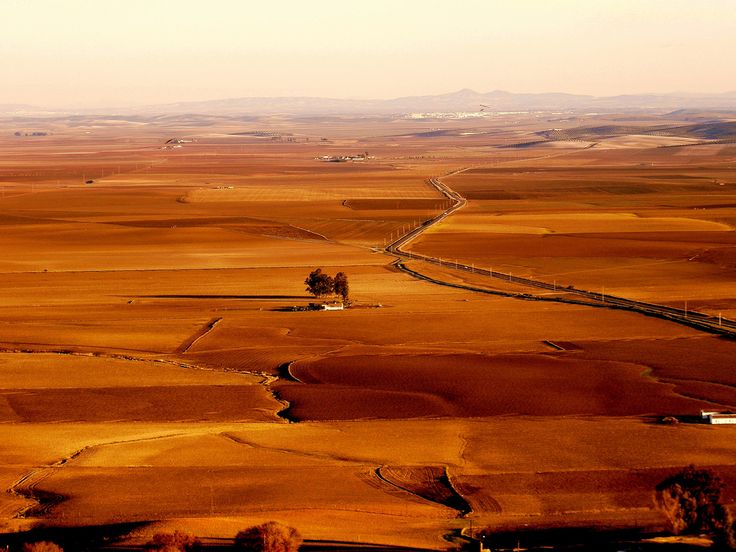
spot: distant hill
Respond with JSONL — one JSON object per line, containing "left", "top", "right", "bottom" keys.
{"left": 537, "top": 121, "right": 736, "bottom": 142}
{"left": 4, "top": 90, "right": 736, "bottom": 117}
{"left": 0, "top": 103, "right": 39, "bottom": 113}
{"left": 131, "top": 89, "right": 736, "bottom": 116}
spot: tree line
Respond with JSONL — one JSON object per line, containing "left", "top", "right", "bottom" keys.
{"left": 17, "top": 521, "right": 302, "bottom": 552}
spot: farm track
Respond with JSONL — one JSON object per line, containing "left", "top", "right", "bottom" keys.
{"left": 386, "top": 172, "right": 736, "bottom": 339}
{"left": 0, "top": 345, "right": 247, "bottom": 376}
{"left": 175, "top": 317, "right": 222, "bottom": 354}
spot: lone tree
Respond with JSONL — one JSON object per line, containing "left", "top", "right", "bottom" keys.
{"left": 235, "top": 521, "right": 302, "bottom": 552}
{"left": 333, "top": 272, "right": 349, "bottom": 302}
{"left": 655, "top": 465, "right": 735, "bottom": 547}
{"left": 304, "top": 268, "right": 334, "bottom": 298}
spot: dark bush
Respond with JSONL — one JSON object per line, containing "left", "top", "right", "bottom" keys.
{"left": 235, "top": 521, "right": 302, "bottom": 552}
{"left": 22, "top": 543, "right": 63, "bottom": 552}
{"left": 655, "top": 465, "right": 732, "bottom": 543}
{"left": 146, "top": 530, "right": 201, "bottom": 552}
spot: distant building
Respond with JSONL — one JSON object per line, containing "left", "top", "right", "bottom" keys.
{"left": 701, "top": 410, "right": 736, "bottom": 425}
{"left": 306, "top": 302, "right": 345, "bottom": 311}
{"left": 316, "top": 153, "right": 372, "bottom": 163}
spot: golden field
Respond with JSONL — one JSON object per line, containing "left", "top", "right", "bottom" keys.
{"left": 1, "top": 112, "right": 735, "bottom": 549}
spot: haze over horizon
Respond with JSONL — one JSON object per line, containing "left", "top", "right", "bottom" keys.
{"left": 3, "top": 0, "right": 736, "bottom": 109}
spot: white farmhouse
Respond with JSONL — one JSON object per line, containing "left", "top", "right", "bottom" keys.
{"left": 701, "top": 411, "right": 736, "bottom": 425}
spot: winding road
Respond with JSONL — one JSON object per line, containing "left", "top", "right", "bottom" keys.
{"left": 386, "top": 172, "right": 736, "bottom": 338}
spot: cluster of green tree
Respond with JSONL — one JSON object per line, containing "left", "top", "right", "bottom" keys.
{"left": 655, "top": 465, "right": 735, "bottom": 548}
{"left": 304, "top": 268, "right": 349, "bottom": 302}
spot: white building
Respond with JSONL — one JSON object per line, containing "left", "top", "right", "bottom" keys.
{"left": 701, "top": 411, "right": 736, "bottom": 425}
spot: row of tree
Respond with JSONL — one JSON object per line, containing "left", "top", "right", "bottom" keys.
{"left": 146, "top": 522, "right": 301, "bottom": 552}
{"left": 304, "top": 268, "right": 349, "bottom": 302}
{"left": 146, "top": 521, "right": 303, "bottom": 552}
{"left": 19, "top": 522, "right": 302, "bottom": 552}
{"left": 20, "top": 466, "right": 735, "bottom": 551}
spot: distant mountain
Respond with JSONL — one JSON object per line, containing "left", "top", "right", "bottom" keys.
{"left": 129, "top": 89, "right": 596, "bottom": 115}
{"left": 132, "top": 89, "right": 736, "bottom": 116}
{"left": 5, "top": 90, "right": 736, "bottom": 118}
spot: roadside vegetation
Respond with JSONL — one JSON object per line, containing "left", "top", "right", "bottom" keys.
{"left": 146, "top": 530, "right": 201, "bottom": 551}
{"left": 655, "top": 465, "right": 736, "bottom": 549}
{"left": 235, "top": 521, "right": 302, "bottom": 552}
{"left": 22, "top": 543, "right": 63, "bottom": 552}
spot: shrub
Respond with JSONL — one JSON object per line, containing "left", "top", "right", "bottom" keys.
{"left": 655, "top": 465, "right": 730, "bottom": 537}
{"left": 22, "top": 543, "right": 63, "bottom": 552}
{"left": 146, "top": 530, "right": 201, "bottom": 552}
{"left": 235, "top": 521, "right": 302, "bottom": 552}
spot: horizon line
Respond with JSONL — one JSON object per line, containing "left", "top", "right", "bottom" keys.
{"left": 4, "top": 88, "right": 736, "bottom": 113}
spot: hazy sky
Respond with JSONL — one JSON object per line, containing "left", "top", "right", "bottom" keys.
{"left": 2, "top": 0, "right": 735, "bottom": 107}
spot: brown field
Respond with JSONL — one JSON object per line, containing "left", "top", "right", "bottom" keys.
{"left": 281, "top": 352, "right": 711, "bottom": 420}
{"left": 1, "top": 111, "right": 735, "bottom": 549}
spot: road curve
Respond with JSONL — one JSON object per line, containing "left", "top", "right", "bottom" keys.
{"left": 386, "top": 172, "right": 736, "bottom": 339}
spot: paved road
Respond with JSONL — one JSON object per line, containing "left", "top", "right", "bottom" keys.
{"left": 386, "top": 173, "right": 736, "bottom": 338}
